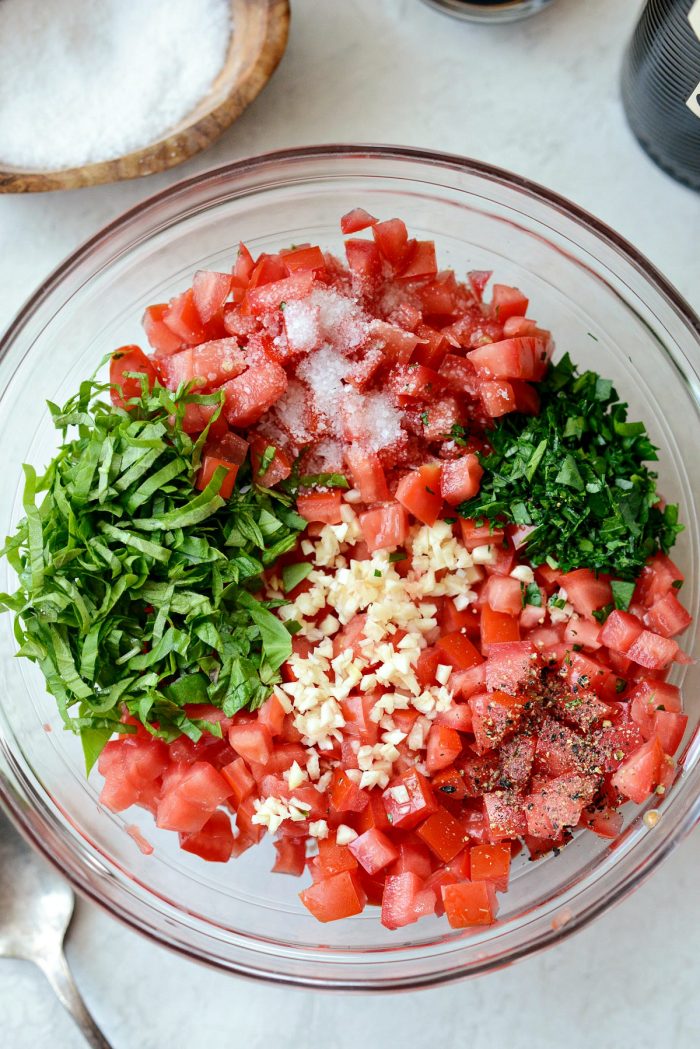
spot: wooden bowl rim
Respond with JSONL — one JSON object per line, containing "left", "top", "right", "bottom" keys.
{"left": 0, "top": 0, "right": 290, "bottom": 194}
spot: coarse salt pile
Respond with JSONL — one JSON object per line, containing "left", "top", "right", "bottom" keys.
{"left": 0, "top": 0, "right": 231, "bottom": 169}
{"left": 265, "top": 287, "right": 406, "bottom": 464}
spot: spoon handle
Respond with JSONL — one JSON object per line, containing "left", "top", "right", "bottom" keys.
{"left": 37, "top": 948, "right": 113, "bottom": 1049}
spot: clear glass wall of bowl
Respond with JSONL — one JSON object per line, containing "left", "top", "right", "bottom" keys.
{"left": 0, "top": 147, "right": 699, "bottom": 988}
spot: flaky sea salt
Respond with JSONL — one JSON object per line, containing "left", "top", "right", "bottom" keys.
{"left": 0, "top": 0, "right": 231, "bottom": 169}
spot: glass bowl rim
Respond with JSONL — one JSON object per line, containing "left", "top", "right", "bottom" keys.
{"left": 1, "top": 143, "right": 700, "bottom": 990}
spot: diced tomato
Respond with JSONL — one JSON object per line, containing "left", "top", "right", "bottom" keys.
{"left": 354, "top": 791, "right": 392, "bottom": 834}
{"left": 459, "top": 519, "right": 505, "bottom": 551}
{"left": 247, "top": 253, "right": 287, "bottom": 290}
{"left": 256, "top": 693, "right": 287, "bottom": 737}
{"left": 426, "top": 723, "right": 463, "bottom": 773}
{"left": 195, "top": 455, "right": 238, "bottom": 499}
{"left": 481, "top": 606, "right": 520, "bottom": 648}
{"left": 232, "top": 242, "right": 255, "bottom": 285}
{"left": 340, "top": 208, "right": 377, "bottom": 234}
{"left": 470, "top": 691, "right": 524, "bottom": 754}
{"left": 143, "top": 303, "right": 183, "bottom": 355}
{"left": 392, "top": 843, "right": 434, "bottom": 880}
{"left": 470, "top": 843, "right": 511, "bottom": 891}
{"left": 479, "top": 380, "right": 516, "bottom": 417}
{"left": 272, "top": 838, "right": 307, "bottom": 876}
{"left": 397, "top": 240, "right": 438, "bottom": 282}
{"left": 160, "top": 338, "right": 246, "bottom": 392}
{"left": 468, "top": 337, "right": 548, "bottom": 382}
{"left": 359, "top": 503, "right": 409, "bottom": 552}
{"left": 511, "top": 381, "right": 540, "bottom": 415}
{"left": 382, "top": 769, "right": 438, "bottom": 830}
{"left": 612, "top": 735, "right": 665, "bottom": 803}
{"left": 439, "top": 454, "right": 483, "bottom": 506}
{"left": 524, "top": 774, "right": 598, "bottom": 837}
{"left": 416, "top": 645, "right": 441, "bottom": 687}
{"left": 627, "top": 630, "right": 679, "bottom": 670}
{"left": 564, "top": 651, "right": 620, "bottom": 703}
{"left": 192, "top": 270, "right": 232, "bottom": 324}
{"left": 180, "top": 811, "right": 234, "bottom": 862}
{"left": 156, "top": 762, "right": 232, "bottom": 834}
{"left": 109, "top": 346, "right": 159, "bottom": 409}
{"left": 440, "top": 597, "right": 481, "bottom": 637}
{"left": 635, "top": 553, "right": 684, "bottom": 608}
{"left": 381, "top": 872, "right": 437, "bottom": 929}
{"left": 297, "top": 490, "right": 343, "bottom": 525}
{"left": 442, "top": 881, "right": 498, "bottom": 928}
{"left": 299, "top": 870, "right": 366, "bottom": 922}
{"left": 563, "top": 616, "right": 602, "bottom": 651}
{"left": 318, "top": 835, "right": 359, "bottom": 876}
{"left": 220, "top": 757, "right": 255, "bottom": 807}
{"left": 329, "top": 769, "right": 369, "bottom": 813}
{"left": 451, "top": 662, "right": 487, "bottom": 699}
{"left": 228, "top": 723, "right": 273, "bottom": 767}
{"left": 483, "top": 575, "right": 523, "bottom": 617}
{"left": 483, "top": 793, "right": 527, "bottom": 841}
{"left": 162, "top": 289, "right": 206, "bottom": 345}
{"left": 484, "top": 641, "right": 535, "bottom": 693}
{"left": 222, "top": 358, "right": 287, "bottom": 427}
{"left": 282, "top": 245, "right": 326, "bottom": 274}
{"left": 559, "top": 569, "right": 612, "bottom": 620}
{"left": 654, "top": 710, "right": 688, "bottom": 756}
{"left": 598, "top": 610, "right": 643, "bottom": 653}
{"left": 491, "top": 284, "right": 529, "bottom": 321}
{"left": 349, "top": 828, "right": 398, "bottom": 874}
{"left": 345, "top": 445, "right": 389, "bottom": 503}
{"left": 345, "top": 238, "right": 382, "bottom": 280}
{"left": 395, "top": 463, "right": 443, "bottom": 525}
{"left": 436, "top": 631, "right": 483, "bottom": 671}
{"left": 245, "top": 271, "right": 315, "bottom": 314}
{"left": 416, "top": 807, "right": 466, "bottom": 863}
{"left": 580, "top": 805, "right": 624, "bottom": 840}
{"left": 644, "top": 591, "right": 692, "bottom": 638}
{"left": 372, "top": 218, "right": 410, "bottom": 266}
{"left": 434, "top": 702, "right": 473, "bottom": 734}
{"left": 372, "top": 321, "right": 421, "bottom": 365}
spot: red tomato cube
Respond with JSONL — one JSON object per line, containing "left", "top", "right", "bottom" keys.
{"left": 297, "top": 490, "right": 343, "bottom": 524}
{"left": 426, "top": 723, "right": 464, "bottom": 773}
{"left": 469, "top": 843, "right": 511, "bottom": 891}
{"left": 382, "top": 769, "right": 438, "bottom": 830}
{"left": 491, "top": 284, "right": 529, "bottom": 321}
{"left": 416, "top": 807, "right": 466, "bottom": 863}
{"left": 179, "top": 811, "right": 234, "bottom": 863}
{"left": 441, "top": 881, "right": 498, "bottom": 928}
{"left": 359, "top": 503, "right": 409, "bottom": 552}
{"left": 349, "top": 828, "right": 399, "bottom": 875}
{"left": 395, "top": 463, "right": 443, "bottom": 526}
{"left": 381, "top": 872, "right": 437, "bottom": 929}
{"left": 299, "top": 871, "right": 367, "bottom": 922}
{"left": 227, "top": 723, "right": 273, "bottom": 767}
{"left": 439, "top": 454, "right": 483, "bottom": 506}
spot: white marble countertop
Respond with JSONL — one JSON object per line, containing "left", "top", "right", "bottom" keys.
{"left": 1, "top": 1, "right": 699, "bottom": 1046}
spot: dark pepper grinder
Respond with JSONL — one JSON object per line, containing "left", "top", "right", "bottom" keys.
{"left": 621, "top": 0, "right": 700, "bottom": 191}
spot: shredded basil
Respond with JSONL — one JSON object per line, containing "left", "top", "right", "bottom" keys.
{"left": 0, "top": 381, "right": 304, "bottom": 773}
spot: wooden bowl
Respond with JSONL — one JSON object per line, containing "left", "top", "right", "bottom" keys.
{"left": 0, "top": 0, "right": 290, "bottom": 194}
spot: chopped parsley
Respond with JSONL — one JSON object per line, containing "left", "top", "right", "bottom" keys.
{"left": 458, "top": 354, "right": 682, "bottom": 579}
{"left": 0, "top": 381, "right": 305, "bottom": 772}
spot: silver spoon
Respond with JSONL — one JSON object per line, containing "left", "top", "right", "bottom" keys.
{"left": 0, "top": 802, "right": 113, "bottom": 1049}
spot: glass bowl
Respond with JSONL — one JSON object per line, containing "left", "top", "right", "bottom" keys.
{"left": 1, "top": 145, "right": 699, "bottom": 990}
